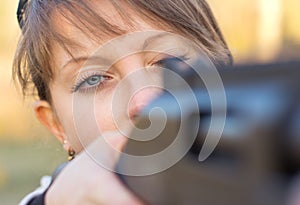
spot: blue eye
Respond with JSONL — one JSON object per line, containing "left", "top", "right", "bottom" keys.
{"left": 86, "top": 75, "right": 102, "bottom": 86}
{"left": 72, "top": 74, "right": 109, "bottom": 93}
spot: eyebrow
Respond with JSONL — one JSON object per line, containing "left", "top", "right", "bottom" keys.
{"left": 62, "top": 55, "right": 111, "bottom": 70}
{"left": 62, "top": 32, "right": 172, "bottom": 70}
{"left": 142, "top": 32, "right": 171, "bottom": 50}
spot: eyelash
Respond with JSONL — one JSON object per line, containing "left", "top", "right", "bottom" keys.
{"left": 71, "top": 72, "right": 111, "bottom": 93}
{"left": 71, "top": 55, "right": 190, "bottom": 93}
{"left": 152, "top": 55, "right": 189, "bottom": 66}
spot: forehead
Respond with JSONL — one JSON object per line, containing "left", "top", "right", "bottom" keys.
{"left": 50, "top": 0, "right": 166, "bottom": 72}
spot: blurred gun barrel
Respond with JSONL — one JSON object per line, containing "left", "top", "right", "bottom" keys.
{"left": 117, "top": 60, "right": 300, "bottom": 205}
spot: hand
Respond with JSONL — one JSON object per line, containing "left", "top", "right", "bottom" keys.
{"left": 45, "top": 132, "right": 145, "bottom": 205}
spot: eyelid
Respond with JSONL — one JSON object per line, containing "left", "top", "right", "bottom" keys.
{"left": 79, "top": 64, "right": 110, "bottom": 72}
{"left": 71, "top": 69, "right": 111, "bottom": 93}
{"left": 146, "top": 48, "right": 190, "bottom": 65}
{"left": 148, "top": 53, "right": 190, "bottom": 68}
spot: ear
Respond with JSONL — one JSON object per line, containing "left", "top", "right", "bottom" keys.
{"left": 34, "top": 100, "right": 66, "bottom": 144}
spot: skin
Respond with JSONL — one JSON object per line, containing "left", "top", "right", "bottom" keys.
{"left": 34, "top": 0, "right": 196, "bottom": 204}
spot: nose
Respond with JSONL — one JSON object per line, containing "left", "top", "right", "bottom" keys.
{"left": 114, "top": 54, "right": 163, "bottom": 120}
{"left": 128, "top": 87, "right": 161, "bottom": 120}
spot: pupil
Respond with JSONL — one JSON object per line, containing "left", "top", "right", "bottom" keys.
{"left": 87, "top": 76, "right": 100, "bottom": 85}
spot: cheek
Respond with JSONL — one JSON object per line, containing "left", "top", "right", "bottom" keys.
{"left": 51, "top": 92, "right": 85, "bottom": 151}
{"left": 94, "top": 88, "right": 123, "bottom": 133}
{"left": 50, "top": 88, "right": 100, "bottom": 152}
{"left": 50, "top": 83, "right": 133, "bottom": 152}
{"left": 71, "top": 89, "right": 125, "bottom": 151}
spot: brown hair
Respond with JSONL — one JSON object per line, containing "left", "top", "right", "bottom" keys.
{"left": 13, "top": 0, "right": 232, "bottom": 103}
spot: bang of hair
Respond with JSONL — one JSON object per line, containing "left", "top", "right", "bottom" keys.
{"left": 43, "top": 0, "right": 140, "bottom": 66}
{"left": 14, "top": 0, "right": 138, "bottom": 101}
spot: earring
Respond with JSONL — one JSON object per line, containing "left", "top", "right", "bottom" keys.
{"left": 63, "top": 140, "right": 76, "bottom": 161}
{"left": 68, "top": 147, "right": 76, "bottom": 161}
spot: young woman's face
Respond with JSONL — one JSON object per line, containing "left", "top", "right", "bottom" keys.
{"left": 45, "top": 0, "right": 198, "bottom": 152}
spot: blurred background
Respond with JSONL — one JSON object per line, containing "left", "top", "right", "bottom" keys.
{"left": 0, "top": 0, "right": 299, "bottom": 204}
